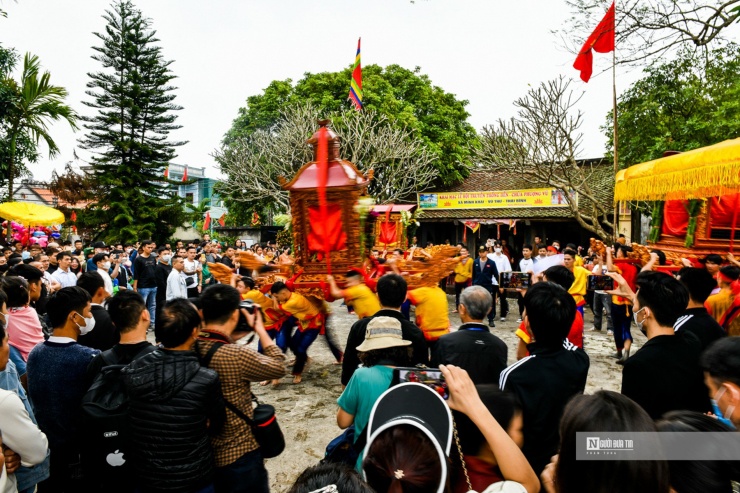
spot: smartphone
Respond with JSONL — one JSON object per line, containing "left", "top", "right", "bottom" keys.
{"left": 499, "top": 272, "right": 531, "bottom": 289}
{"left": 392, "top": 367, "right": 448, "bottom": 400}
{"left": 588, "top": 275, "right": 615, "bottom": 291}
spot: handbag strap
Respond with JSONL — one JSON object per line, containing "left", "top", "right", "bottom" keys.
{"left": 196, "top": 340, "right": 256, "bottom": 426}
{"left": 224, "top": 400, "right": 255, "bottom": 426}
{"left": 200, "top": 340, "right": 223, "bottom": 367}
{"left": 452, "top": 416, "right": 474, "bottom": 493}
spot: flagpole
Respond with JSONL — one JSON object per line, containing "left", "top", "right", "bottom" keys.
{"left": 612, "top": 23, "right": 619, "bottom": 242}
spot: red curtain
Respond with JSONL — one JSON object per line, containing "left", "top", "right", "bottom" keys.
{"left": 661, "top": 200, "right": 689, "bottom": 237}
{"left": 378, "top": 221, "right": 397, "bottom": 245}
{"left": 709, "top": 193, "right": 740, "bottom": 228}
{"left": 308, "top": 204, "right": 347, "bottom": 253}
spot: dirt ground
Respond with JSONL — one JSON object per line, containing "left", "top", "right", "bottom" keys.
{"left": 245, "top": 295, "right": 646, "bottom": 492}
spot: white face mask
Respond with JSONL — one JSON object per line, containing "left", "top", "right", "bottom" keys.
{"left": 494, "top": 247, "right": 502, "bottom": 253}
{"left": 633, "top": 307, "right": 647, "bottom": 334}
{"left": 161, "top": 254, "right": 172, "bottom": 263}
{"left": 102, "top": 261, "right": 111, "bottom": 271}
{"left": 74, "top": 312, "right": 96, "bottom": 335}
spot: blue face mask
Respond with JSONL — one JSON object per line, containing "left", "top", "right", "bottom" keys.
{"left": 712, "top": 387, "right": 736, "bottom": 429}
{"left": 21, "top": 251, "right": 30, "bottom": 260}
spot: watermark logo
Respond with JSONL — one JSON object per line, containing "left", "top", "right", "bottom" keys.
{"left": 585, "top": 436, "right": 634, "bottom": 455}
{"left": 577, "top": 432, "right": 740, "bottom": 461}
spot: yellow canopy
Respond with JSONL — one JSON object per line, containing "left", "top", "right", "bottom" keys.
{"left": 614, "top": 138, "right": 740, "bottom": 201}
{"left": 0, "top": 202, "right": 65, "bottom": 226}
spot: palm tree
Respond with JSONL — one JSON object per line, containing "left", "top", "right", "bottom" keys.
{"left": 185, "top": 197, "right": 211, "bottom": 228}
{"left": 4, "top": 53, "right": 78, "bottom": 207}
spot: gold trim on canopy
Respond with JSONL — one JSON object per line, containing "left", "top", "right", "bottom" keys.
{"left": 614, "top": 138, "right": 740, "bottom": 201}
{"left": 0, "top": 202, "right": 65, "bottom": 226}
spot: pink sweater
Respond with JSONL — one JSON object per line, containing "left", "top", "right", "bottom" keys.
{"left": 8, "top": 306, "right": 44, "bottom": 360}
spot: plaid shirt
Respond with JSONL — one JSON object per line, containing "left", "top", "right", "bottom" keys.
{"left": 196, "top": 331, "right": 286, "bottom": 467}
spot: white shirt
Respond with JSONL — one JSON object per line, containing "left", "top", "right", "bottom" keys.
{"left": 166, "top": 269, "right": 188, "bottom": 300}
{"left": 47, "top": 336, "right": 76, "bottom": 344}
{"left": 182, "top": 258, "right": 200, "bottom": 287}
{"left": 592, "top": 265, "right": 608, "bottom": 275}
{"left": 50, "top": 268, "right": 77, "bottom": 288}
{"left": 97, "top": 268, "right": 114, "bottom": 295}
{"left": 0, "top": 389, "right": 48, "bottom": 493}
{"left": 518, "top": 258, "right": 535, "bottom": 273}
{"left": 487, "top": 253, "right": 512, "bottom": 285}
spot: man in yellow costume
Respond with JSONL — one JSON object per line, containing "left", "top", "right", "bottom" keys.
{"left": 407, "top": 284, "right": 450, "bottom": 351}
{"left": 705, "top": 265, "right": 740, "bottom": 335}
{"left": 452, "top": 247, "right": 473, "bottom": 312}
{"left": 271, "top": 281, "right": 326, "bottom": 384}
{"left": 326, "top": 270, "right": 380, "bottom": 320}
{"left": 563, "top": 248, "right": 591, "bottom": 318}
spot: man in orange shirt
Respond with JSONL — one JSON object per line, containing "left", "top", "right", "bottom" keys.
{"left": 326, "top": 271, "right": 381, "bottom": 320}
{"left": 407, "top": 285, "right": 450, "bottom": 351}
{"left": 271, "top": 281, "right": 324, "bottom": 384}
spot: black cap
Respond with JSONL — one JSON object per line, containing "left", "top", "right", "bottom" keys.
{"left": 363, "top": 382, "right": 452, "bottom": 493}
{"left": 91, "top": 241, "right": 106, "bottom": 249}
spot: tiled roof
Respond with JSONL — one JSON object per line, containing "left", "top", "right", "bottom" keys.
{"left": 419, "top": 162, "right": 614, "bottom": 221}
{"left": 28, "top": 187, "right": 91, "bottom": 209}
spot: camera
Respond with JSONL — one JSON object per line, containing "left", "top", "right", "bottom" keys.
{"left": 236, "top": 299, "right": 259, "bottom": 333}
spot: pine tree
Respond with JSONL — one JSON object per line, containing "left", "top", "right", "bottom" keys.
{"left": 80, "top": 0, "right": 186, "bottom": 243}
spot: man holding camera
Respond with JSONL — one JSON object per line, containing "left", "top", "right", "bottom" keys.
{"left": 196, "top": 284, "right": 287, "bottom": 493}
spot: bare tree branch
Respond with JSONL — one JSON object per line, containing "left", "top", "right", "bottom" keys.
{"left": 474, "top": 76, "right": 614, "bottom": 240}
{"left": 213, "top": 103, "right": 439, "bottom": 213}
{"left": 560, "top": 0, "right": 740, "bottom": 66}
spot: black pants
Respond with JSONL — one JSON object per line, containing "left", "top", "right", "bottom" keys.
{"left": 187, "top": 286, "right": 200, "bottom": 298}
{"left": 498, "top": 289, "right": 509, "bottom": 318}
{"left": 454, "top": 281, "right": 469, "bottom": 308}
{"left": 475, "top": 284, "right": 497, "bottom": 322}
{"left": 517, "top": 292, "right": 525, "bottom": 317}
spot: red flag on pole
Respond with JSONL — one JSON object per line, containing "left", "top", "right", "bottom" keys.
{"left": 164, "top": 167, "right": 169, "bottom": 179}
{"left": 316, "top": 126, "right": 332, "bottom": 274}
{"left": 70, "top": 211, "right": 77, "bottom": 222}
{"left": 203, "top": 212, "right": 211, "bottom": 231}
{"left": 218, "top": 213, "right": 226, "bottom": 227}
{"left": 182, "top": 165, "right": 188, "bottom": 182}
{"left": 573, "top": 2, "right": 615, "bottom": 82}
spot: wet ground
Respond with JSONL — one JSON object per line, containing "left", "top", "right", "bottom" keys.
{"left": 245, "top": 295, "right": 645, "bottom": 492}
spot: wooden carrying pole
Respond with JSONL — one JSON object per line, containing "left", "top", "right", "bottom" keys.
{"left": 612, "top": 41, "right": 619, "bottom": 241}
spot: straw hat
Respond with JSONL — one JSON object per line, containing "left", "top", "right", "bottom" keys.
{"left": 355, "top": 316, "right": 412, "bottom": 352}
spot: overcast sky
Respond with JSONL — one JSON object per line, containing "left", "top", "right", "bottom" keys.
{"left": 4, "top": 0, "right": 641, "bottom": 182}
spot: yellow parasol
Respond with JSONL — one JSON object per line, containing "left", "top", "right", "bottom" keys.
{"left": 614, "top": 137, "right": 740, "bottom": 202}
{"left": 0, "top": 202, "right": 65, "bottom": 226}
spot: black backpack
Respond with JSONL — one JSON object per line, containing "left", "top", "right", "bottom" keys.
{"left": 80, "top": 345, "right": 157, "bottom": 489}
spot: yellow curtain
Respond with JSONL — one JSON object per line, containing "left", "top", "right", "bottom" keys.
{"left": 615, "top": 138, "right": 740, "bottom": 201}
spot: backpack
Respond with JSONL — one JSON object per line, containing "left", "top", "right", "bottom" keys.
{"left": 80, "top": 345, "right": 157, "bottom": 487}
{"left": 321, "top": 424, "right": 367, "bottom": 466}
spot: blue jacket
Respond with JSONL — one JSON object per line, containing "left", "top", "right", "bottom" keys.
{"left": 472, "top": 257, "right": 499, "bottom": 287}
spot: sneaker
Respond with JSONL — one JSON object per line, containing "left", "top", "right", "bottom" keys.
{"left": 516, "top": 318, "right": 522, "bottom": 323}
{"left": 607, "top": 329, "right": 614, "bottom": 336}
{"left": 587, "top": 326, "right": 601, "bottom": 332}
{"left": 611, "top": 352, "right": 622, "bottom": 359}
{"left": 500, "top": 317, "right": 506, "bottom": 322}
{"left": 489, "top": 321, "right": 496, "bottom": 328}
